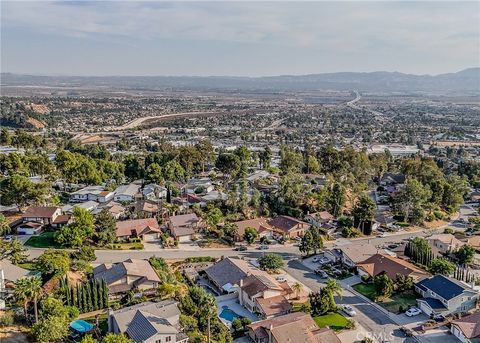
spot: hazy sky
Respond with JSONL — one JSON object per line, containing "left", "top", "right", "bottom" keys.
{"left": 1, "top": 1, "right": 479, "bottom": 76}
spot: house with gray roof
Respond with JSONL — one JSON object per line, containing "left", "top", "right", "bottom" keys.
{"left": 108, "top": 300, "right": 188, "bottom": 343}
{"left": 204, "top": 257, "right": 254, "bottom": 294}
{"left": 93, "top": 259, "right": 160, "bottom": 295}
{"left": 415, "top": 275, "right": 479, "bottom": 316}
{"left": 114, "top": 183, "right": 141, "bottom": 203}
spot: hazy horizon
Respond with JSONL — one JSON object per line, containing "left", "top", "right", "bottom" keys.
{"left": 1, "top": 1, "right": 479, "bottom": 77}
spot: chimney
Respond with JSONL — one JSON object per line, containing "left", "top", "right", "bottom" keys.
{"left": 268, "top": 324, "right": 274, "bottom": 343}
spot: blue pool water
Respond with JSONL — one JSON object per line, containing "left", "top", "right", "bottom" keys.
{"left": 219, "top": 307, "right": 241, "bottom": 322}
{"left": 70, "top": 320, "right": 94, "bottom": 333}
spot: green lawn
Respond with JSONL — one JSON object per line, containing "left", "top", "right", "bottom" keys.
{"left": 25, "top": 232, "right": 62, "bottom": 248}
{"left": 313, "top": 313, "right": 350, "bottom": 331}
{"left": 353, "top": 283, "right": 419, "bottom": 314}
{"left": 352, "top": 283, "right": 376, "bottom": 300}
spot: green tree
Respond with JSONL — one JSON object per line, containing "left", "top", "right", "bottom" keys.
{"left": 243, "top": 227, "right": 259, "bottom": 245}
{"left": 393, "top": 178, "right": 431, "bottom": 224}
{"left": 325, "top": 278, "right": 342, "bottom": 298}
{"left": 292, "top": 282, "right": 303, "bottom": 299}
{"left": 95, "top": 208, "right": 117, "bottom": 245}
{"left": 299, "top": 229, "right": 314, "bottom": 255}
{"left": 101, "top": 333, "right": 134, "bottom": 343}
{"left": 258, "top": 253, "right": 284, "bottom": 272}
{"left": 373, "top": 274, "right": 394, "bottom": 299}
{"left": 455, "top": 245, "right": 476, "bottom": 265}
{"left": 14, "top": 276, "right": 42, "bottom": 322}
{"left": 36, "top": 249, "right": 71, "bottom": 276}
{"left": 8, "top": 238, "right": 28, "bottom": 264}
{"left": 206, "top": 207, "right": 223, "bottom": 229}
{"left": 395, "top": 274, "right": 414, "bottom": 292}
{"left": 0, "top": 175, "right": 50, "bottom": 209}
{"left": 352, "top": 194, "right": 376, "bottom": 235}
{"left": 81, "top": 335, "right": 98, "bottom": 343}
{"left": 259, "top": 146, "right": 272, "bottom": 170}
{"left": 309, "top": 288, "right": 336, "bottom": 316}
{"left": 305, "top": 155, "right": 320, "bottom": 174}
{"left": 429, "top": 258, "right": 455, "bottom": 275}
{"left": 326, "top": 182, "right": 346, "bottom": 217}
{"left": 0, "top": 214, "right": 11, "bottom": 236}
{"left": 279, "top": 145, "right": 303, "bottom": 174}
{"left": 32, "top": 315, "right": 69, "bottom": 343}
{"left": 145, "top": 162, "right": 164, "bottom": 184}
{"left": 55, "top": 207, "right": 94, "bottom": 247}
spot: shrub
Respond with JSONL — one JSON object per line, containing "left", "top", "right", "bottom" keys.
{"left": 0, "top": 311, "right": 14, "bottom": 327}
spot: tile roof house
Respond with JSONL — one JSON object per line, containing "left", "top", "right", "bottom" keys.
{"left": 204, "top": 257, "right": 254, "bottom": 294}
{"left": 357, "top": 253, "right": 429, "bottom": 281}
{"left": 450, "top": 311, "right": 480, "bottom": 343}
{"left": 415, "top": 275, "right": 479, "bottom": 316}
{"left": 168, "top": 213, "right": 200, "bottom": 242}
{"left": 305, "top": 211, "right": 335, "bottom": 226}
{"left": 239, "top": 274, "right": 293, "bottom": 319}
{"left": 427, "top": 234, "right": 465, "bottom": 254}
{"left": 268, "top": 215, "right": 310, "bottom": 239}
{"left": 0, "top": 260, "right": 30, "bottom": 293}
{"left": 115, "top": 218, "right": 161, "bottom": 242}
{"left": 134, "top": 200, "right": 161, "bottom": 218}
{"left": 108, "top": 300, "right": 188, "bottom": 343}
{"left": 247, "top": 312, "right": 341, "bottom": 343}
{"left": 93, "top": 259, "right": 161, "bottom": 295}
{"left": 232, "top": 217, "right": 273, "bottom": 242}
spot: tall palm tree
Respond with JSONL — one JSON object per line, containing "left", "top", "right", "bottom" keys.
{"left": 14, "top": 276, "right": 43, "bottom": 323}
{"left": 292, "top": 282, "right": 303, "bottom": 299}
{"left": 325, "top": 278, "right": 342, "bottom": 298}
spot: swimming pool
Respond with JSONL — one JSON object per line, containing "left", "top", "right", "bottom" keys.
{"left": 70, "top": 320, "right": 94, "bottom": 333}
{"left": 219, "top": 306, "right": 241, "bottom": 322}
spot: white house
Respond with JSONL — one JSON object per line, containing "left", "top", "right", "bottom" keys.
{"left": 114, "top": 183, "right": 141, "bottom": 203}
{"left": 70, "top": 186, "right": 114, "bottom": 203}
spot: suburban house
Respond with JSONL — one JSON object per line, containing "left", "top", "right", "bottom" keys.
{"left": 427, "top": 234, "right": 465, "bottom": 254}
{"left": 334, "top": 243, "right": 380, "bottom": 268}
{"left": 450, "top": 311, "right": 480, "bottom": 343}
{"left": 204, "top": 257, "right": 254, "bottom": 294}
{"left": 232, "top": 217, "right": 273, "bottom": 242}
{"left": 22, "top": 206, "right": 62, "bottom": 225}
{"left": 304, "top": 211, "right": 334, "bottom": 227}
{"left": 108, "top": 300, "right": 188, "bottom": 343}
{"left": 247, "top": 312, "right": 341, "bottom": 343}
{"left": 115, "top": 218, "right": 161, "bottom": 242}
{"left": 467, "top": 236, "right": 480, "bottom": 251}
{"left": 268, "top": 215, "right": 310, "bottom": 239}
{"left": 16, "top": 221, "right": 44, "bottom": 235}
{"left": 142, "top": 183, "right": 167, "bottom": 200}
{"left": 0, "top": 260, "right": 30, "bottom": 293}
{"left": 135, "top": 200, "right": 161, "bottom": 218}
{"left": 105, "top": 202, "right": 126, "bottom": 219}
{"left": 93, "top": 259, "right": 161, "bottom": 295}
{"left": 168, "top": 213, "right": 200, "bottom": 242}
{"left": 379, "top": 172, "right": 406, "bottom": 186}
{"left": 239, "top": 274, "right": 293, "bottom": 319}
{"left": 114, "top": 183, "right": 141, "bottom": 203}
{"left": 373, "top": 213, "right": 396, "bottom": 231}
{"left": 356, "top": 253, "right": 429, "bottom": 281}
{"left": 183, "top": 178, "right": 214, "bottom": 195}
{"left": 70, "top": 186, "right": 114, "bottom": 203}
{"left": 415, "top": 275, "right": 479, "bottom": 316}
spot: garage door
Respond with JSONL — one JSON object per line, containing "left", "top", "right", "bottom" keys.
{"left": 143, "top": 234, "right": 157, "bottom": 242}
{"left": 418, "top": 301, "right": 432, "bottom": 316}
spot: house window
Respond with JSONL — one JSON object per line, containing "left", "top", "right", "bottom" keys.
{"left": 166, "top": 337, "right": 172, "bottom": 342}
{"left": 156, "top": 340, "right": 162, "bottom": 343}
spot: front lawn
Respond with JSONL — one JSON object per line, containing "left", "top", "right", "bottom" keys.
{"left": 353, "top": 283, "right": 419, "bottom": 314}
{"left": 313, "top": 313, "right": 350, "bottom": 331}
{"left": 24, "top": 232, "right": 62, "bottom": 248}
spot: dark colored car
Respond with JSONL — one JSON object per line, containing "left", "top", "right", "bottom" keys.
{"left": 235, "top": 246, "right": 247, "bottom": 251}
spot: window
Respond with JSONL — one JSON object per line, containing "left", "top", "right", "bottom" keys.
{"left": 166, "top": 337, "right": 172, "bottom": 342}
{"left": 156, "top": 340, "right": 162, "bottom": 343}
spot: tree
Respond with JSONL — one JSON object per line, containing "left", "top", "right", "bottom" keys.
{"left": 32, "top": 315, "right": 69, "bottom": 343}
{"left": 292, "top": 282, "right": 303, "bottom": 299}
{"left": 352, "top": 194, "right": 376, "bottom": 235}
{"left": 258, "top": 253, "right": 284, "bottom": 272}
{"left": 306, "top": 155, "right": 320, "bottom": 174}
{"left": 0, "top": 175, "right": 50, "bottom": 209}
{"left": 101, "top": 333, "right": 133, "bottom": 343}
{"left": 145, "top": 162, "right": 164, "bottom": 184}
{"left": 393, "top": 178, "right": 431, "bottom": 224}
{"left": 259, "top": 146, "right": 272, "bottom": 170}
{"left": 55, "top": 207, "right": 94, "bottom": 247}
{"left": 279, "top": 146, "right": 303, "bottom": 174}
{"left": 243, "top": 227, "right": 259, "bottom": 245}
{"left": 299, "top": 230, "right": 314, "bottom": 255}
{"left": 14, "top": 276, "right": 42, "bottom": 322}
{"left": 373, "top": 274, "right": 394, "bottom": 299}
{"left": 8, "top": 238, "right": 28, "bottom": 264}
{"left": 215, "top": 153, "right": 241, "bottom": 179}
{"left": 0, "top": 214, "right": 11, "bottom": 236}
{"left": 277, "top": 173, "right": 309, "bottom": 208}
{"left": 309, "top": 288, "right": 336, "bottom": 316}
{"left": 429, "top": 258, "right": 455, "bottom": 275}
{"left": 81, "top": 335, "right": 98, "bottom": 343}
{"left": 456, "top": 245, "right": 476, "bottom": 265}
{"left": 95, "top": 208, "right": 117, "bottom": 245}
{"left": 395, "top": 274, "right": 414, "bottom": 292}
{"left": 36, "top": 249, "right": 71, "bottom": 276}
{"left": 325, "top": 279, "right": 342, "bottom": 298}
{"left": 206, "top": 207, "right": 223, "bottom": 229}
{"left": 326, "top": 182, "right": 346, "bottom": 217}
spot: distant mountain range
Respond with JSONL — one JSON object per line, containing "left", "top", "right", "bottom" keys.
{"left": 1, "top": 68, "right": 479, "bottom": 93}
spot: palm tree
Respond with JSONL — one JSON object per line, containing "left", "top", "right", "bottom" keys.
{"left": 14, "top": 276, "right": 43, "bottom": 322}
{"left": 325, "top": 278, "right": 342, "bottom": 298}
{"left": 292, "top": 282, "right": 303, "bottom": 299}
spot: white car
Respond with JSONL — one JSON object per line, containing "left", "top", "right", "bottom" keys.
{"left": 342, "top": 305, "right": 357, "bottom": 316}
{"left": 405, "top": 307, "right": 422, "bottom": 317}
{"left": 276, "top": 275, "right": 288, "bottom": 283}
{"left": 377, "top": 232, "right": 388, "bottom": 238}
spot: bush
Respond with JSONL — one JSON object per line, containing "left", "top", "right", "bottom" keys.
{"left": 0, "top": 311, "right": 14, "bottom": 327}
{"left": 434, "top": 210, "right": 445, "bottom": 220}
{"left": 361, "top": 274, "right": 371, "bottom": 283}
{"left": 184, "top": 256, "right": 216, "bottom": 263}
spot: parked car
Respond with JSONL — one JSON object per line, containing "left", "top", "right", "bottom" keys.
{"left": 432, "top": 314, "right": 445, "bottom": 322}
{"left": 400, "top": 327, "right": 413, "bottom": 337}
{"left": 405, "top": 307, "right": 422, "bottom": 317}
{"left": 3, "top": 235, "right": 13, "bottom": 242}
{"left": 377, "top": 232, "right": 388, "bottom": 238}
{"left": 235, "top": 246, "right": 247, "bottom": 251}
{"left": 258, "top": 245, "right": 269, "bottom": 250}
{"left": 342, "top": 305, "right": 357, "bottom": 316}
{"left": 387, "top": 244, "right": 398, "bottom": 250}
{"left": 276, "top": 275, "right": 288, "bottom": 283}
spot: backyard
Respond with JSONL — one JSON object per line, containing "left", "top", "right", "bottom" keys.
{"left": 313, "top": 312, "right": 350, "bottom": 331}
{"left": 353, "top": 283, "right": 419, "bottom": 314}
